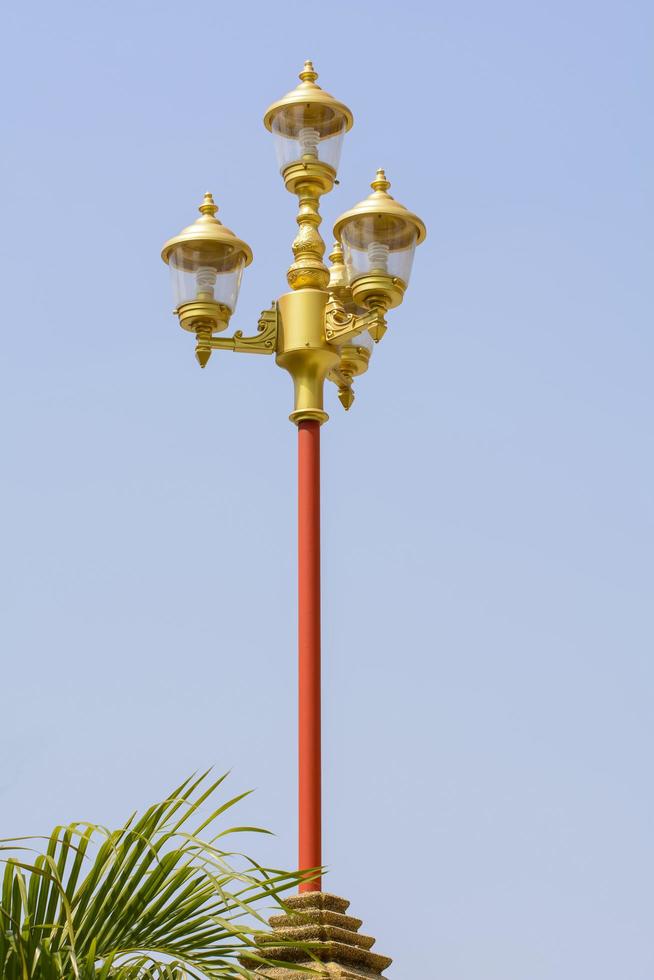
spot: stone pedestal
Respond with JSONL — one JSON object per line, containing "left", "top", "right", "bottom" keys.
{"left": 244, "top": 892, "right": 392, "bottom": 978}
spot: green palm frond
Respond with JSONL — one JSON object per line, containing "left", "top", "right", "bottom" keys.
{"left": 0, "top": 772, "right": 305, "bottom": 979}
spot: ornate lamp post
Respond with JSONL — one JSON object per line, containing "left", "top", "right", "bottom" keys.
{"left": 161, "top": 62, "right": 425, "bottom": 978}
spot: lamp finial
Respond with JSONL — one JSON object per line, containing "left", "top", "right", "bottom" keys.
{"left": 329, "top": 241, "right": 344, "bottom": 265}
{"left": 299, "top": 60, "right": 318, "bottom": 83}
{"left": 371, "top": 169, "right": 391, "bottom": 194}
{"left": 199, "top": 192, "right": 218, "bottom": 216}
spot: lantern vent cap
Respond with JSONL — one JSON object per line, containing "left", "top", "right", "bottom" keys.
{"left": 161, "top": 193, "right": 253, "bottom": 269}
{"left": 333, "top": 170, "right": 427, "bottom": 250}
{"left": 263, "top": 61, "right": 354, "bottom": 138}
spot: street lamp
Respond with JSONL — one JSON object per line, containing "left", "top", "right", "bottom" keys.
{"left": 161, "top": 61, "right": 425, "bottom": 978}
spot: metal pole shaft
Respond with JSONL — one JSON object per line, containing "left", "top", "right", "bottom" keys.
{"left": 297, "top": 419, "right": 322, "bottom": 892}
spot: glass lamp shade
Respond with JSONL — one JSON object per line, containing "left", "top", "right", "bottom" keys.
{"left": 271, "top": 109, "right": 346, "bottom": 173}
{"left": 340, "top": 217, "right": 418, "bottom": 286}
{"left": 168, "top": 244, "right": 245, "bottom": 312}
{"left": 264, "top": 61, "right": 353, "bottom": 176}
{"left": 345, "top": 324, "right": 374, "bottom": 354}
{"left": 334, "top": 170, "right": 426, "bottom": 288}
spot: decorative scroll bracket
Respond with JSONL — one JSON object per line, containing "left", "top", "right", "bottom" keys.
{"left": 324, "top": 297, "right": 387, "bottom": 346}
{"left": 195, "top": 305, "right": 279, "bottom": 367}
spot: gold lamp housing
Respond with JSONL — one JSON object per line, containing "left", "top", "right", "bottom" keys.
{"left": 327, "top": 240, "right": 374, "bottom": 359}
{"left": 161, "top": 193, "right": 253, "bottom": 336}
{"left": 333, "top": 170, "right": 426, "bottom": 315}
{"left": 264, "top": 61, "right": 353, "bottom": 195}
{"left": 326, "top": 241, "right": 373, "bottom": 411}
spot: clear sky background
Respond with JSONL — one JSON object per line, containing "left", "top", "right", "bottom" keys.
{"left": 1, "top": 1, "right": 652, "bottom": 977}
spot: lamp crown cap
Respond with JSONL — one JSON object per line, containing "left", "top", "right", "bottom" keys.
{"left": 332, "top": 169, "right": 427, "bottom": 248}
{"left": 263, "top": 61, "right": 353, "bottom": 134}
{"left": 161, "top": 193, "right": 253, "bottom": 268}
{"left": 299, "top": 60, "right": 318, "bottom": 83}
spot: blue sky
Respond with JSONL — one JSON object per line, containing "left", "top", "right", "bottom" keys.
{"left": 1, "top": 1, "right": 652, "bottom": 977}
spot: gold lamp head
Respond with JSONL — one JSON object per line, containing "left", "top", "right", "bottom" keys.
{"left": 264, "top": 61, "right": 354, "bottom": 193}
{"left": 333, "top": 170, "right": 426, "bottom": 312}
{"left": 327, "top": 241, "right": 373, "bottom": 397}
{"left": 161, "top": 193, "right": 253, "bottom": 335}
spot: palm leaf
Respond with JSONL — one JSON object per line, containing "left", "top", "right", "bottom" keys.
{"left": 0, "top": 773, "right": 308, "bottom": 979}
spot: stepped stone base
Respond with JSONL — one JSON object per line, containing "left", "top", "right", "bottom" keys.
{"left": 243, "top": 892, "right": 392, "bottom": 978}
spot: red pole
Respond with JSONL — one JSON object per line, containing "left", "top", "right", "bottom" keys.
{"left": 297, "top": 419, "right": 322, "bottom": 892}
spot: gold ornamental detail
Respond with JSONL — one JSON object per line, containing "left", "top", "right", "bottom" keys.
{"left": 286, "top": 174, "right": 331, "bottom": 291}
{"left": 195, "top": 305, "right": 279, "bottom": 368}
